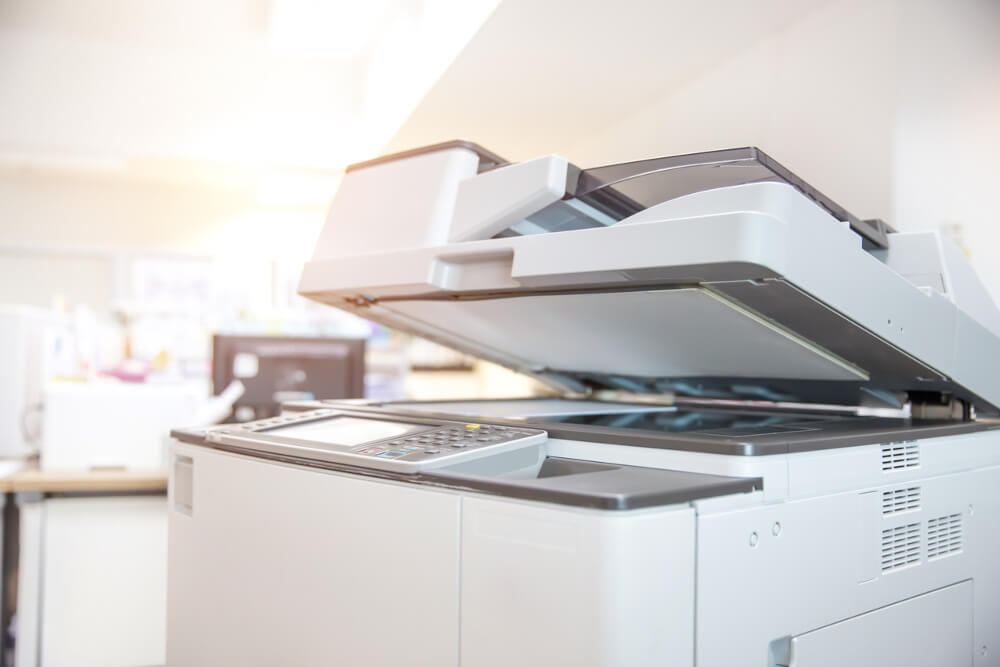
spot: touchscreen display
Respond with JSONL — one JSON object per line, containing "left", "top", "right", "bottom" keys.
{"left": 264, "top": 416, "right": 434, "bottom": 447}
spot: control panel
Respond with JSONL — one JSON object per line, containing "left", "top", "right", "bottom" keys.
{"left": 204, "top": 408, "right": 547, "bottom": 473}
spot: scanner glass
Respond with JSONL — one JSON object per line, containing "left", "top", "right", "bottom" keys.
{"left": 522, "top": 408, "right": 830, "bottom": 435}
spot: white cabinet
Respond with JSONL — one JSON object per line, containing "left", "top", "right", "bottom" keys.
{"left": 15, "top": 495, "right": 166, "bottom": 667}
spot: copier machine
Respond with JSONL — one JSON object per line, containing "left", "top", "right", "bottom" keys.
{"left": 168, "top": 142, "right": 1000, "bottom": 666}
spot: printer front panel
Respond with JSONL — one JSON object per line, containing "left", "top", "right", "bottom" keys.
{"left": 460, "top": 495, "right": 695, "bottom": 667}
{"left": 168, "top": 437, "right": 709, "bottom": 667}
{"left": 167, "top": 442, "right": 462, "bottom": 667}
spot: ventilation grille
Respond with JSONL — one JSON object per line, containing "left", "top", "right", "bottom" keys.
{"left": 881, "top": 523, "right": 921, "bottom": 572}
{"left": 881, "top": 442, "right": 920, "bottom": 471}
{"left": 882, "top": 486, "right": 921, "bottom": 515}
{"left": 927, "top": 514, "right": 963, "bottom": 560}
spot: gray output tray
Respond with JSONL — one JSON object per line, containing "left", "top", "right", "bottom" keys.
{"left": 425, "top": 456, "right": 760, "bottom": 510}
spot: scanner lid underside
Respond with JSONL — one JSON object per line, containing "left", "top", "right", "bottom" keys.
{"left": 373, "top": 283, "right": 992, "bottom": 413}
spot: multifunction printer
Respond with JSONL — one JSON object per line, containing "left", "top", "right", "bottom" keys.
{"left": 169, "top": 142, "right": 1000, "bottom": 666}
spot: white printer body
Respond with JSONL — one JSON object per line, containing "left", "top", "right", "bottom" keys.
{"left": 168, "top": 142, "right": 1000, "bottom": 666}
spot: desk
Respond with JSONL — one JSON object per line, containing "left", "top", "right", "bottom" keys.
{"left": 2, "top": 468, "right": 168, "bottom": 667}
{"left": 0, "top": 469, "right": 167, "bottom": 494}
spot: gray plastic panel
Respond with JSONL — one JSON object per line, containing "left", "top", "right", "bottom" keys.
{"left": 346, "top": 140, "right": 506, "bottom": 174}
{"left": 426, "top": 457, "right": 760, "bottom": 510}
{"left": 384, "top": 288, "right": 867, "bottom": 381}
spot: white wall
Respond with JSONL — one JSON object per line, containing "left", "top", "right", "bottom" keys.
{"left": 892, "top": 0, "right": 1000, "bottom": 294}
{"left": 386, "top": 0, "right": 836, "bottom": 162}
{"left": 0, "top": 167, "right": 329, "bottom": 311}
{"left": 0, "top": 168, "right": 328, "bottom": 256}
{"left": 0, "top": 250, "right": 112, "bottom": 310}
{"left": 565, "top": 0, "right": 1000, "bottom": 300}
{"left": 567, "top": 0, "right": 899, "bottom": 223}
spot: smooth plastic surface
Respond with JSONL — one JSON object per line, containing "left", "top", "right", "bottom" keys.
{"left": 450, "top": 154, "right": 567, "bottom": 242}
{"left": 386, "top": 287, "right": 866, "bottom": 380}
{"left": 168, "top": 443, "right": 462, "bottom": 667}
{"left": 460, "top": 496, "right": 695, "bottom": 666}
{"left": 787, "top": 581, "right": 972, "bottom": 666}
{"left": 309, "top": 146, "right": 479, "bottom": 257}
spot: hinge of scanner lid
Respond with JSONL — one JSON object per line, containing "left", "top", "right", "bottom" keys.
{"left": 345, "top": 295, "right": 375, "bottom": 308}
{"left": 908, "top": 392, "right": 973, "bottom": 421}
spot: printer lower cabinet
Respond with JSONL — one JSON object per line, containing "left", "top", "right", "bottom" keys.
{"left": 459, "top": 497, "right": 695, "bottom": 667}
{"left": 168, "top": 443, "right": 696, "bottom": 667}
{"left": 167, "top": 444, "right": 462, "bottom": 667}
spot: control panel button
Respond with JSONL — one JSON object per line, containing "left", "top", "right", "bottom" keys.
{"left": 376, "top": 451, "right": 406, "bottom": 458}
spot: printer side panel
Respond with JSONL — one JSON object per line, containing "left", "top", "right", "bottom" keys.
{"left": 694, "top": 433, "right": 1000, "bottom": 666}
{"left": 459, "top": 496, "right": 695, "bottom": 667}
{"left": 167, "top": 442, "right": 462, "bottom": 667}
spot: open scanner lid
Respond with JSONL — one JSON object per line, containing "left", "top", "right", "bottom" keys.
{"left": 300, "top": 142, "right": 1000, "bottom": 417}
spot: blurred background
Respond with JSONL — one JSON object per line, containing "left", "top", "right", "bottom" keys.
{"left": 0, "top": 0, "right": 998, "bottom": 665}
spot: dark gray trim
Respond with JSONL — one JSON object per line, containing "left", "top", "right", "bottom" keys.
{"left": 42, "top": 490, "right": 166, "bottom": 499}
{"left": 345, "top": 140, "right": 507, "bottom": 174}
{"left": 1, "top": 492, "right": 17, "bottom": 658}
{"left": 425, "top": 457, "right": 760, "bottom": 510}
{"left": 171, "top": 426, "right": 209, "bottom": 445}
